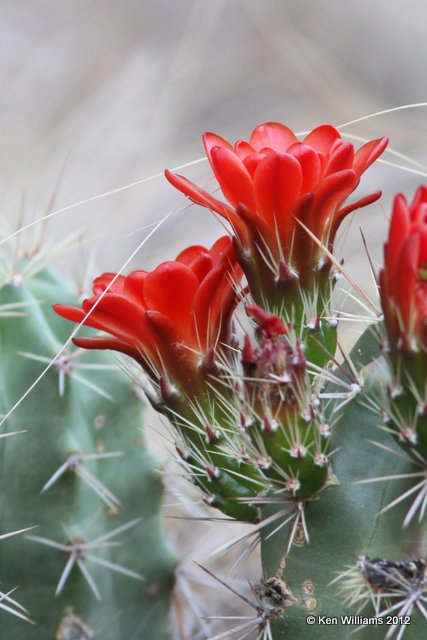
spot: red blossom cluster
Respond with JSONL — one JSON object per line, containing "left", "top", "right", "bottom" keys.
{"left": 166, "top": 122, "right": 387, "bottom": 310}
{"left": 54, "top": 120, "right": 401, "bottom": 399}
{"left": 54, "top": 237, "right": 241, "bottom": 397}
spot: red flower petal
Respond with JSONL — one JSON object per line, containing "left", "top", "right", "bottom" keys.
{"left": 176, "top": 245, "right": 213, "bottom": 281}
{"left": 310, "top": 170, "right": 358, "bottom": 240}
{"left": 253, "top": 153, "right": 302, "bottom": 239}
{"left": 411, "top": 185, "right": 427, "bottom": 211}
{"left": 164, "top": 169, "right": 243, "bottom": 231}
{"left": 323, "top": 141, "right": 354, "bottom": 176}
{"left": 234, "top": 140, "right": 256, "bottom": 160}
{"left": 249, "top": 122, "right": 298, "bottom": 153}
{"left": 411, "top": 203, "right": 427, "bottom": 225}
{"left": 123, "top": 271, "right": 148, "bottom": 305}
{"left": 84, "top": 295, "right": 147, "bottom": 341}
{"left": 415, "top": 224, "right": 427, "bottom": 267}
{"left": 143, "top": 262, "right": 199, "bottom": 338}
{"left": 210, "top": 147, "right": 256, "bottom": 211}
{"left": 385, "top": 194, "right": 410, "bottom": 288}
{"left": 93, "top": 273, "right": 125, "bottom": 296}
{"left": 53, "top": 304, "right": 86, "bottom": 324}
{"left": 193, "top": 265, "right": 230, "bottom": 349}
{"left": 203, "top": 131, "right": 233, "bottom": 164}
{"left": 243, "top": 153, "right": 267, "bottom": 177}
{"left": 303, "top": 125, "right": 342, "bottom": 155}
{"left": 72, "top": 336, "right": 143, "bottom": 362}
{"left": 330, "top": 190, "right": 382, "bottom": 245}
{"left": 145, "top": 310, "right": 185, "bottom": 347}
{"left": 396, "top": 234, "right": 419, "bottom": 326}
{"left": 286, "top": 143, "right": 322, "bottom": 192}
{"left": 209, "top": 235, "right": 234, "bottom": 261}
{"left": 353, "top": 136, "right": 388, "bottom": 177}
{"left": 54, "top": 299, "right": 145, "bottom": 346}
{"left": 287, "top": 193, "right": 315, "bottom": 269}
{"left": 236, "top": 203, "right": 278, "bottom": 255}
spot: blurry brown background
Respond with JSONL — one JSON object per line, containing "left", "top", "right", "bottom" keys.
{"left": 1, "top": 3, "right": 426, "bottom": 636}
{"left": 1, "top": 0, "right": 426, "bottom": 276}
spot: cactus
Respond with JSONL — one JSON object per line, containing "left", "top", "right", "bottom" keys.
{"left": 262, "top": 325, "right": 427, "bottom": 639}
{"left": 2, "top": 119, "right": 427, "bottom": 640}
{"left": 0, "top": 265, "right": 176, "bottom": 638}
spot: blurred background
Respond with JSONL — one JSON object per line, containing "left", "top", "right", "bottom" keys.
{"left": 1, "top": 0, "right": 426, "bottom": 274}
{"left": 1, "top": 1, "right": 426, "bottom": 636}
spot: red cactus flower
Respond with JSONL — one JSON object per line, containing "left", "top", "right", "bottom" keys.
{"left": 54, "top": 237, "right": 242, "bottom": 398}
{"left": 380, "top": 186, "right": 427, "bottom": 353}
{"left": 165, "top": 122, "right": 387, "bottom": 314}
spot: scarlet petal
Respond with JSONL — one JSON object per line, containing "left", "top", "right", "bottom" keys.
{"left": 415, "top": 225, "right": 427, "bottom": 267}
{"left": 303, "top": 125, "right": 342, "bottom": 155}
{"left": 234, "top": 140, "right": 256, "bottom": 160}
{"left": 311, "top": 170, "right": 358, "bottom": 240}
{"left": 164, "top": 169, "right": 243, "bottom": 230}
{"left": 411, "top": 202, "right": 427, "bottom": 225}
{"left": 203, "top": 131, "right": 233, "bottom": 164}
{"left": 193, "top": 265, "right": 229, "bottom": 349}
{"left": 288, "top": 194, "right": 315, "bottom": 268}
{"left": 54, "top": 300, "right": 143, "bottom": 346}
{"left": 286, "top": 143, "right": 322, "bottom": 192}
{"left": 210, "top": 147, "right": 256, "bottom": 211}
{"left": 330, "top": 190, "right": 382, "bottom": 245}
{"left": 386, "top": 194, "right": 410, "bottom": 288}
{"left": 203, "top": 243, "right": 241, "bottom": 337}
{"left": 176, "top": 245, "right": 213, "bottom": 281}
{"left": 53, "top": 304, "right": 86, "bottom": 324}
{"left": 249, "top": 122, "right": 298, "bottom": 153}
{"left": 145, "top": 310, "right": 184, "bottom": 346}
{"left": 84, "top": 295, "right": 148, "bottom": 342}
{"left": 353, "top": 136, "right": 388, "bottom": 176}
{"left": 323, "top": 141, "right": 354, "bottom": 176}
{"left": 243, "top": 153, "right": 266, "bottom": 177}
{"left": 253, "top": 153, "right": 302, "bottom": 236}
{"left": 411, "top": 185, "right": 427, "bottom": 211}
{"left": 397, "top": 234, "right": 420, "bottom": 327}
{"left": 143, "top": 262, "right": 199, "bottom": 337}
{"left": 123, "top": 271, "right": 148, "bottom": 305}
{"left": 93, "top": 273, "right": 125, "bottom": 296}
{"left": 236, "top": 203, "right": 278, "bottom": 254}
{"left": 209, "top": 235, "right": 234, "bottom": 261}
{"left": 73, "top": 336, "right": 142, "bottom": 361}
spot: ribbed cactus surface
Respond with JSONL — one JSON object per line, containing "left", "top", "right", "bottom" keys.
{"left": 0, "top": 266, "right": 176, "bottom": 639}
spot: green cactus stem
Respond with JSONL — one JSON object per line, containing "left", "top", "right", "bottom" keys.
{"left": 0, "top": 266, "right": 176, "bottom": 639}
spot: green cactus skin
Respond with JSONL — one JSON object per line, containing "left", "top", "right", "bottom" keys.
{"left": 384, "top": 344, "right": 427, "bottom": 463}
{"left": 260, "top": 325, "right": 426, "bottom": 639}
{"left": 0, "top": 267, "right": 176, "bottom": 639}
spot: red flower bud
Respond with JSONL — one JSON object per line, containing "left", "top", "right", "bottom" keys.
{"left": 166, "top": 122, "right": 387, "bottom": 313}
{"left": 246, "top": 304, "right": 287, "bottom": 338}
{"left": 380, "top": 186, "right": 427, "bottom": 354}
{"left": 54, "top": 236, "right": 242, "bottom": 399}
